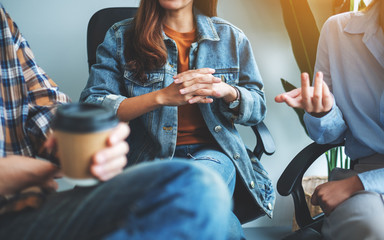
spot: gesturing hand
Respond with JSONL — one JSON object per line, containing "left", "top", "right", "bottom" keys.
{"left": 275, "top": 72, "right": 334, "bottom": 117}
{"left": 311, "top": 176, "right": 364, "bottom": 215}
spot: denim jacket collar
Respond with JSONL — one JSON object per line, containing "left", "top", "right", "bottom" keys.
{"left": 162, "top": 8, "right": 220, "bottom": 43}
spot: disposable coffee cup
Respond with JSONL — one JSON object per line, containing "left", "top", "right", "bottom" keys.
{"left": 52, "top": 103, "right": 119, "bottom": 187}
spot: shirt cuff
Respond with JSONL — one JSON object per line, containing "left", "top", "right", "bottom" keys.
{"left": 102, "top": 94, "right": 126, "bottom": 114}
{"left": 303, "top": 103, "right": 345, "bottom": 143}
{"left": 358, "top": 168, "right": 384, "bottom": 194}
{"left": 303, "top": 103, "right": 338, "bottom": 126}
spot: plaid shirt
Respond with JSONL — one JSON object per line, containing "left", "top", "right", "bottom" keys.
{"left": 0, "top": 4, "right": 70, "bottom": 158}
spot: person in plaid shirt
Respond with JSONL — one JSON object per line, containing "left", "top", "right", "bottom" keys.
{"left": 0, "top": 4, "right": 231, "bottom": 240}
{"left": 0, "top": 7, "right": 69, "bottom": 158}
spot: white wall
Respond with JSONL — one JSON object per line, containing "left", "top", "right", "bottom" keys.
{"left": 2, "top": 0, "right": 140, "bottom": 100}
{"left": 2, "top": 0, "right": 333, "bottom": 228}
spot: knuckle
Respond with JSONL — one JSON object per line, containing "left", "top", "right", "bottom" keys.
{"left": 301, "top": 99, "right": 310, "bottom": 108}
{"left": 301, "top": 95, "right": 310, "bottom": 102}
{"left": 124, "top": 143, "right": 129, "bottom": 154}
{"left": 119, "top": 157, "right": 127, "bottom": 167}
{"left": 312, "top": 94, "right": 321, "bottom": 102}
{"left": 304, "top": 107, "right": 312, "bottom": 113}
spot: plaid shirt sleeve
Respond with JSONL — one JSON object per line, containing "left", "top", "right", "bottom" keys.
{"left": 0, "top": 5, "right": 70, "bottom": 160}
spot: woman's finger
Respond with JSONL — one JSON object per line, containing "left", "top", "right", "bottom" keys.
{"left": 106, "top": 123, "right": 130, "bottom": 146}
{"left": 275, "top": 88, "right": 303, "bottom": 108}
{"left": 91, "top": 156, "right": 126, "bottom": 181}
{"left": 311, "top": 188, "right": 320, "bottom": 206}
{"left": 188, "top": 96, "right": 213, "bottom": 104}
{"left": 312, "top": 72, "right": 324, "bottom": 112}
{"left": 275, "top": 88, "right": 302, "bottom": 103}
{"left": 281, "top": 94, "right": 303, "bottom": 108}
{"left": 301, "top": 72, "right": 312, "bottom": 111}
{"left": 93, "top": 141, "right": 129, "bottom": 165}
{"left": 174, "top": 68, "right": 215, "bottom": 80}
{"left": 322, "top": 80, "right": 334, "bottom": 111}
{"left": 180, "top": 82, "right": 214, "bottom": 95}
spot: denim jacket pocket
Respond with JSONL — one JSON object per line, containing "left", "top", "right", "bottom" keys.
{"left": 124, "top": 70, "right": 164, "bottom": 87}
{"left": 213, "top": 68, "right": 239, "bottom": 85}
{"left": 380, "top": 92, "right": 384, "bottom": 127}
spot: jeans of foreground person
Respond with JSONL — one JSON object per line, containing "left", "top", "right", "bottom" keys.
{"left": 0, "top": 161, "right": 231, "bottom": 240}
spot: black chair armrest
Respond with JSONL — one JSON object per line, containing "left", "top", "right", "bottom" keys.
{"left": 277, "top": 142, "right": 343, "bottom": 196}
{"left": 252, "top": 122, "right": 276, "bottom": 159}
{"left": 277, "top": 141, "right": 344, "bottom": 229}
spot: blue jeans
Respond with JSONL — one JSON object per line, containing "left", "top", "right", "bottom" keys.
{"left": 175, "top": 144, "right": 246, "bottom": 240}
{"left": 0, "top": 161, "right": 231, "bottom": 240}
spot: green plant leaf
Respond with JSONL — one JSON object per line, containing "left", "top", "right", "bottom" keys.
{"left": 280, "top": 78, "right": 297, "bottom": 92}
{"left": 339, "top": 147, "right": 344, "bottom": 168}
{"left": 344, "top": 155, "right": 350, "bottom": 169}
{"left": 280, "top": 0, "right": 319, "bottom": 79}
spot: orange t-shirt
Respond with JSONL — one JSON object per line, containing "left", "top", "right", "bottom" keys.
{"left": 163, "top": 24, "right": 215, "bottom": 146}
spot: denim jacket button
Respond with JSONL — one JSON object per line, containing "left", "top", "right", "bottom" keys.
{"left": 249, "top": 181, "right": 255, "bottom": 189}
{"left": 214, "top": 125, "right": 222, "bottom": 132}
{"left": 267, "top": 202, "right": 272, "bottom": 210}
{"left": 233, "top": 153, "right": 240, "bottom": 160}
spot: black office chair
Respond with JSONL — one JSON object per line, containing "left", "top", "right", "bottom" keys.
{"left": 277, "top": 142, "right": 345, "bottom": 240}
{"left": 87, "top": 7, "right": 276, "bottom": 224}
{"left": 87, "top": 7, "right": 138, "bottom": 71}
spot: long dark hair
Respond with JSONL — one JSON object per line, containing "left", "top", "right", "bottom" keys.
{"left": 124, "top": 0, "right": 218, "bottom": 82}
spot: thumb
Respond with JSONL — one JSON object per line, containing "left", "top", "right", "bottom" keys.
{"left": 311, "top": 189, "right": 320, "bottom": 205}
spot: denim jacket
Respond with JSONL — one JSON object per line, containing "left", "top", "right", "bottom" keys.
{"left": 80, "top": 9, "right": 275, "bottom": 222}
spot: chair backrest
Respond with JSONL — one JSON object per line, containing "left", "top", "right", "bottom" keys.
{"left": 87, "top": 7, "right": 138, "bottom": 71}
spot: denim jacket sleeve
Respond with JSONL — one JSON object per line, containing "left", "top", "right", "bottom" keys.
{"left": 80, "top": 25, "right": 128, "bottom": 114}
{"left": 218, "top": 32, "right": 266, "bottom": 126}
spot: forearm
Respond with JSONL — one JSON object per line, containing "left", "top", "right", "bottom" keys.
{"left": 0, "top": 156, "right": 58, "bottom": 195}
{"left": 222, "top": 84, "right": 240, "bottom": 113}
{"left": 117, "top": 90, "right": 164, "bottom": 122}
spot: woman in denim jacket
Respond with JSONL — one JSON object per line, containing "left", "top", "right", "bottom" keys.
{"left": 81, "top": 0, "right": 275, "bottom": 238}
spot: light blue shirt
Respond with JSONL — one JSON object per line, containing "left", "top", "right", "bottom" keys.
{"left": 304, "top": 5, "right": 384, "bottom": 194}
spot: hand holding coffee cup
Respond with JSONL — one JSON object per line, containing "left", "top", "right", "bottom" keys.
{"left": 52, "top": 103, "right": 120, "bottom": 186}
